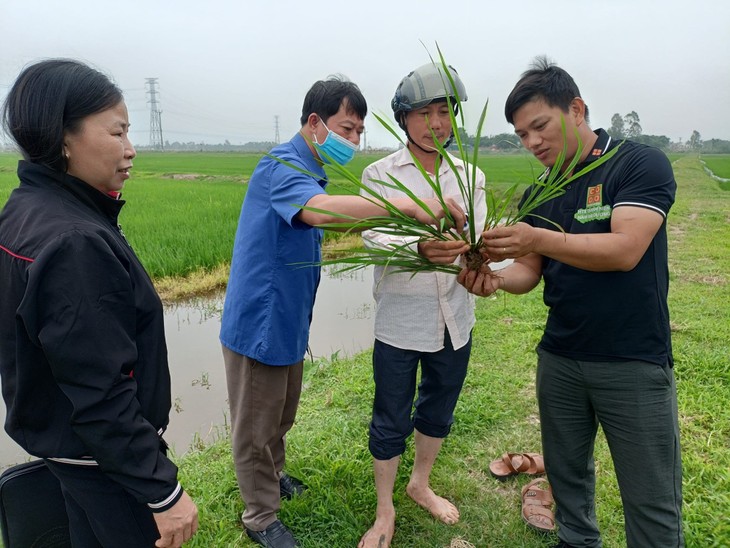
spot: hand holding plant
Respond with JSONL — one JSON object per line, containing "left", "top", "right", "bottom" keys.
{"left": 406, "top": 196, "right": 467, "bottom": 233}
{"left": 457, "top": 262, "right": 501, "bottom": 297}
{"left": 479, "top": 222, "right": 540, "bottom": 263}
{"left": 418, "top": 237, "right": 471, "bottom": 266}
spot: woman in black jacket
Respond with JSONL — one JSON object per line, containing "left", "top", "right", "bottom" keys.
{"left": 0, "top": 59, "right": 198, "bottom": 548}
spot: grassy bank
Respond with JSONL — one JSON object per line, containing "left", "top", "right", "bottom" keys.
{"left": 174, "top": 154, "right": 728, "bottom": 547}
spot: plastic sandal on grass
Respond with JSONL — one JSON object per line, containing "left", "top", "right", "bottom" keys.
{"left": 489, "top": 452, "right": 545, "bottom": 480}
{"left": 522, "top": 452, "right": 545, "bottom": 475}
{"left": 521, "top": 477, "right": 555, "bottom": 533}
{"left": 489, "top": 452, "right": 529, "bottom": 480}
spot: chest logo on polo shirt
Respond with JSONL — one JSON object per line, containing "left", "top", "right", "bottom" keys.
{"left": 574, "top": 183, "right": 612, "bottom": 223}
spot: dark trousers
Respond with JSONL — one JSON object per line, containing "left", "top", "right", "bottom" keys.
{"left": 368, "top": 330, "right": 471, "bottom": 460}
{"left": 44, "top": 460, "right": 159, "bottom": 548}
{"left": 536, "top": 348, "right": 684, "bottom": 548}
{"left": 223, "top": 346, "right": 303, "bottom": 531}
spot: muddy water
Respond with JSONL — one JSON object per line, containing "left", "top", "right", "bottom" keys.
{"left": 0, "top": 267, "right": 375, "bottom": 467}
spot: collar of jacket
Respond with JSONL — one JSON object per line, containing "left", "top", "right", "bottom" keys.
{"left": 17, "top": 160, "right": 126, "bottom": 223}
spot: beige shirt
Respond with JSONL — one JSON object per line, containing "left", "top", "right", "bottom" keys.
{"left": 361, "top": 147, "right": 487, "bottom": 352}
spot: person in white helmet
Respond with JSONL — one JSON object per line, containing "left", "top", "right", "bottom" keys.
{"left": 357, "top": 63, "right": 487, "bottom": 548}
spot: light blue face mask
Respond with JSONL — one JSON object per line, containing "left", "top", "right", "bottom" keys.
{"left": 313, "top": 120, "right": 358, "bottom": 165}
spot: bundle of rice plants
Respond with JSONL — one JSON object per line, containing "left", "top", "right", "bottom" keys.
{"left": 274, "top": 45, "right": 619, "bottom": 276}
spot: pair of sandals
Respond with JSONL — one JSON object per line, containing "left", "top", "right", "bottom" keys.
{"left": 489, "top": 452, "right": 555, "bottom": 533}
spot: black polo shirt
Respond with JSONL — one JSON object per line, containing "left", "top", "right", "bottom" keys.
{"left": 521, "top": 129, "right": 676, "bottom": 366}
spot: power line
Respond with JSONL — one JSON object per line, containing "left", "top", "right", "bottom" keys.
{"left": 145, "top": 78, "right": 164, "bottom": 150}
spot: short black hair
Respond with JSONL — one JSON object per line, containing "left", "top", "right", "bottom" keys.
{"left": 299, "top": 75, "right": 367, "bottom": 126}
{"left": 504, "top": 56, "right": 589, "bottom": 125}
{"left": 2, "top": 59, "right": 123, "bottom": 172}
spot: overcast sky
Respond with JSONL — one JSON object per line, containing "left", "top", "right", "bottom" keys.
{"left": 1, "top": 0, "right": 728, "bottom": 149}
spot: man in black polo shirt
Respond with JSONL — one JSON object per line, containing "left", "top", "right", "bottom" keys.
{"left": 459, "top": 57, "right": 683, "bottom": 548}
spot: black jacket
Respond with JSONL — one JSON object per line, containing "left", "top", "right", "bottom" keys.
{"left": 0, "top": 161, "right": 181, "bottom": 511}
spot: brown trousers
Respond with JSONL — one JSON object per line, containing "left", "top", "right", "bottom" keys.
{"left": 222, "top": 346, "right": 303, "bottom": 531}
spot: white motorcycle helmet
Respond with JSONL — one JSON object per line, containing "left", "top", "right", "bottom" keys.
{"left": 391, "top": 63, "right": 467, "bottom": 131}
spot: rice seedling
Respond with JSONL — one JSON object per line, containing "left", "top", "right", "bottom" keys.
{"left": 274, "top": 45, "right": 621, "bottom": 277}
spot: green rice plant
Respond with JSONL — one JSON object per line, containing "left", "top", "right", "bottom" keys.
{"left": 275, "top": 45, "right": 621, "bottom": 276}
{"left": 700, "top": 153, "right": 730, "bottom": 178}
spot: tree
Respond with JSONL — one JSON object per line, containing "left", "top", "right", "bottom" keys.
{"left": 702, "top": 138, "right": 730, "bottom": 153}
{"left": 624, "top": 111, "right": 642, "bottom": 138}
{"left": 455, "top": 127, "right": 473, "bottom": 149}
{"left": 633, "top": 134, "right": 671, "bottom": 149}
{"left": 608, "top": 113, "right": 625, "bottom": 139}
{"left": 689, "top": 130, "right": 702, "bottom": 150}
{"left": 484, "top": 133, "right": 521, "bottom": 150}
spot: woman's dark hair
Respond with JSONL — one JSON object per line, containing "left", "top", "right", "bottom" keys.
{"left": 300, "top": 75, "right": 367, "bottom": 126}
{"left": 504, "top": 55, "right": 589, "bottom": 125}
{"left": 2, "top": 59, "right": 123, "bottom": 172}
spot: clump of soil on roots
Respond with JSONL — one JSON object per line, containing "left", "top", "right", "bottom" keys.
{"left": 465, "top": 245, "right": 488, "bottom": 271}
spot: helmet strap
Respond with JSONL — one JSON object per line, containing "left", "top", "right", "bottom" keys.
{"left": 406, "top": 131, "right": 439, "bottom": 155}
{"left": 443, "top": 130, "right": 455, "bottom": 149}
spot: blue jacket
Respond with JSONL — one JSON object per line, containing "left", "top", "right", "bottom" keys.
{"left": 220, "top": 133, "right": 327, "bottom": 365}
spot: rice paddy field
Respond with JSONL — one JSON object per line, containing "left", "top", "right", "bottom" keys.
{"left": 700, "top": 154, "right": 730, "bottom": 190}
{"left": 0, "top": 150, "right": 543, "bottom": 279}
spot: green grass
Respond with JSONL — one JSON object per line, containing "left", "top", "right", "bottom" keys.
{"left": 325, "top": 150, "right": 542, "bottom": 195}
{"left": 0, "top": 155, "right": 18, "bottom": 205}
{"left": 176, "top": 155, "right": 728, "bottom": 547}
{"left": 133, "top": 151, "right": 265, "bottom": 178}
{"left": 0, "top": 151, "right": 366, "bottom": 279}
{"left": 700, "top": 153, "right": 730, "bottom": 177}
{"left": 1, "top": 152, "right": 727, "bottom": 546}
{"left": 121, "top": 178, "right": 242, "bottom": 278}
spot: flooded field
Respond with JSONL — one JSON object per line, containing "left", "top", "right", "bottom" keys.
{"left": 0, "top": 267, "right": 375, "bottom": 466}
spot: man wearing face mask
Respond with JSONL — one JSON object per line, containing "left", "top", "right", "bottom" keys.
{"left": 220, "top": 76, "right": 466, "bottom": 548}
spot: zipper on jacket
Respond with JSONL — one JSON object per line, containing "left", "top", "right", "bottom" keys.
{"left": 117, "top": 224, "right": 132, "bottom": 247}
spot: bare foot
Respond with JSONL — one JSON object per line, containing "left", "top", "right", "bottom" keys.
{"left": 406, "top": 483, "right": 460, "bottom": 525}
{"left": 358, "top": 508, "right": 395, "bottom": 548}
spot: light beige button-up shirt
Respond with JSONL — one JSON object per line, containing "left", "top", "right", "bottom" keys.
{"left": 361, "top": 147, "right": 487, "bottom": 352}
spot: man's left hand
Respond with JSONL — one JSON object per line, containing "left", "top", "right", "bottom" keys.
{"left": 417, "top": 237, "right": 470, "bottom": 265}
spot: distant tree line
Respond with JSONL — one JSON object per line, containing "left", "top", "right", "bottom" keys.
{"left": 453, "top": 128, "right": 522, "bottom": 151}
{"left": 136, "top": 140, "right": 278, "bottom": 153}
{"left": 127, "top": 115, "right": 730, "bottom": 154}
{"left": 607, "top": 112, "right": 730, "bottom": 153}
{"left": 452, "top": 111, "right": 730, "bottom": 154}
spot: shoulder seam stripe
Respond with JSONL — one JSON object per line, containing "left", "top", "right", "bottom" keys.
{"left": 613, "top": 201, "right": 667, "bottom": 218}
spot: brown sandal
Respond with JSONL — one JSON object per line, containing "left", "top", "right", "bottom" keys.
{"left": 521, "top": 477, "right": 555, "bottom": 533}
{"left": 489, "top": 452, "right": 529, "bottom": 480}
{"left": 522, "top": 452, "right": 545, "bottom": 475}
{"left": 489, "top": 452, "right": 545, "bottom": 480}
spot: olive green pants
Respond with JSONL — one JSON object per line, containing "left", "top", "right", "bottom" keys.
{"left": 536, "top": 348, "right": 684, "bottom": 548}
{"left": 223, "top": 346, "right": 303, "bottom": 532}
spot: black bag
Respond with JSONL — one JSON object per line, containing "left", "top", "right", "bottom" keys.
{"left": 0, "top": 460, "right": 71, "bottom": 547}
